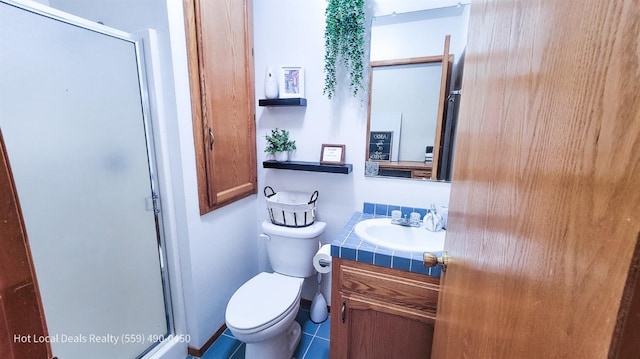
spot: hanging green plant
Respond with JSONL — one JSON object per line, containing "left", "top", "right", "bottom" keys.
{"left": 323, "top": 0, "right": 365, "bottom": 99}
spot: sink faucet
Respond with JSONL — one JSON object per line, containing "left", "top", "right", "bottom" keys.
{"left": 391, "top": 211, "right": 421, "bottom": 227}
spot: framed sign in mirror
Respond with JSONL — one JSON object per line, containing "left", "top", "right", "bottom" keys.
{"left": 368, "top": 131, "right": 393, "bottom": 161}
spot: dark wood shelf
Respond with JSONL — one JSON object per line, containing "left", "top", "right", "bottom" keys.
{"left": 258, "top": 98, "right": 307, "bottom": 107}
{"left": 263, "top": 160, "right": 352, "bottom": 174}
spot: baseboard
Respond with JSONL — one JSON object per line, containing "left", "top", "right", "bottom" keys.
{"left": 187, "top": 324, "right": 226, "bottom": 358}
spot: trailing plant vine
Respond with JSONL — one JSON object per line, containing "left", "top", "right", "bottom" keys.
{"left": 323, "top": 0, "right": 365, "bottom": 99}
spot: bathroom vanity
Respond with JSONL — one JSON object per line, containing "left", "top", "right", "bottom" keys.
{"left": 330, "top": 258, "right": 440, "bottom": 358}
{"left": 330, "top": 208, "right": 444, "bottom": 358}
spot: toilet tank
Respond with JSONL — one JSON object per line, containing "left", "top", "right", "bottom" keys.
{"left": 261, "top": 221, "right": 326, "bottom": 278}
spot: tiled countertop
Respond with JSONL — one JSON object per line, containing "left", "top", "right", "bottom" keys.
{"left": 330, "top": 211, "right": 443, "bottom": 278}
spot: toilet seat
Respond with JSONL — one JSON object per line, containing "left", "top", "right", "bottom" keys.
{"left": 226, "top": 272, "right": 303, "bottom": 334}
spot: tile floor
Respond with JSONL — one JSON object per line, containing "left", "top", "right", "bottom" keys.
{"left": 189, "top": 307, "right": 330, "bottom": 359}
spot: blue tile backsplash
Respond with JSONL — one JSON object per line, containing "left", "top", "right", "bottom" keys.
{"left": 364, "top": 202, "right": 432, "bottom": 218}
{"left": 330, "top": 202, "right": 444, "bottom": 277}
{"left": 362, "top": 202, "right": 374, "bottom": 214}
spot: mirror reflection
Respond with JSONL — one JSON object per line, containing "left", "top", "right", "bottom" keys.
{"left": 367, "top": 45, "right": 451, "bottom": 180}
{"left": 366, "top": 3, "right": 470, "bottom": 181}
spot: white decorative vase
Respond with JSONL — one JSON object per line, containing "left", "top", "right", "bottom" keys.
{"left": 275, "top": 151, "right": 289, "bottom": 162}
{"left": 264, "top": 66, "right": 279, "bottom": 99}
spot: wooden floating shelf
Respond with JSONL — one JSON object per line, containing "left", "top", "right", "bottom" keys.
{"left": 258, "top": 98, "right": 307, "bottom": 107}
{"left": 263, "top": 160, "right": 352, "bottom": 174}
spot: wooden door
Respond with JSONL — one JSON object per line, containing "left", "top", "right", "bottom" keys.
{"left": 0, "top": 130, "right": 50, "bottom": 359}
{"left": 433, "top": 0, "right": 640, "bottom": 357}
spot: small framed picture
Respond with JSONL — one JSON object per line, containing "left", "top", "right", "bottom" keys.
{"left": 320, "top": 144, "right": 345, "bottom": 165}
{"left": 279, "top": 66, "right": 305, "bottom": 98}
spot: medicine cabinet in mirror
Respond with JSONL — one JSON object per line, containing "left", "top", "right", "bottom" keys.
{"left": 365, "top": 4, "right": 470, "bottom": 181}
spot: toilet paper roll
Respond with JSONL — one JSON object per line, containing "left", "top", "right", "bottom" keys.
{"left": 313, "top": 244, "right": 332, "bottom": 274}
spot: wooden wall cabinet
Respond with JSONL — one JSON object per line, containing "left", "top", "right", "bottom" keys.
{"left": 330, "top": 258, "right": 440, "bottom": 358}
{"left": 184, "top": 0, "right": 257, "bottom": 214}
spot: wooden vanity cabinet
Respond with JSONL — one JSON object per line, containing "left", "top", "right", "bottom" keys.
{"left": 183, "top": 0, "right": 257, "bottom": 214}
{"left": 330, "top": 258, "right": 440, "bottom": 359}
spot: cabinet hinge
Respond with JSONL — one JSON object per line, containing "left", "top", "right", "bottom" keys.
{"left": 146, "top": 194, "right": 161, "bottom": 214}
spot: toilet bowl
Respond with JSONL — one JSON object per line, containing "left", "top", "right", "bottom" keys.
{"left": 226, "top": 273, "right": 303, "bottom": 357}
{"left": 225, "top": 221, "right": 326, "bottom": 359}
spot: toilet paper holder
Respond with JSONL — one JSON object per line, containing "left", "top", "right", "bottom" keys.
{"left": 314, "top": 244, "right": 332, "bottom": 274}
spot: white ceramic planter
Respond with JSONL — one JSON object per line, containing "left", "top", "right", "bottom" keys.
{"left": 275, "top": 151, "right": 289, "bottom": 162}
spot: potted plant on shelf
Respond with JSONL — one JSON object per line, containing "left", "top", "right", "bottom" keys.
{"left": 265, "top": 128, "right": 296, "bottom": 162}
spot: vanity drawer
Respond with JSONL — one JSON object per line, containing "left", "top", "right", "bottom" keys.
{"left": 411, "top": 169, "right": 432, "bottom": 178}
{"left": 337, "top": 260, "right": 440, "bottom": 314}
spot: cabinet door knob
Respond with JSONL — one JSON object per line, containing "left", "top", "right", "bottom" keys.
{"left": 209, "top": 128, "right": 215, "bottom": 150}
{"left": 341, "top": 301, "right": 346, "bottom": 323}
{"left": 423, "top": 251, "right": 449, "bottom": 272}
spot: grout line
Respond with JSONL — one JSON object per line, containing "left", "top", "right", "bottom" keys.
{"left": 228, "top": 341, "right": 243, "bottom": 359}
{"left": 301, "top": 318, "right": 325, "bottom": 358}
{"left": 301, "top": 336, "right": 314, "bottom": 359}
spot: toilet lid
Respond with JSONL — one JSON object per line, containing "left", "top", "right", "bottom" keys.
{"left": 226, "top": 272, "right": 302, "bottom": 331}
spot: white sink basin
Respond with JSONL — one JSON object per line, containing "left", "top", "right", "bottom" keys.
{"left": 354, "top": 218, "right": 445, "bottom": 252}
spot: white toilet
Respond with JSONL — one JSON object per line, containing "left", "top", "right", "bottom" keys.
{"left": 225, "top": 220, "right": 326, "bottom": 359}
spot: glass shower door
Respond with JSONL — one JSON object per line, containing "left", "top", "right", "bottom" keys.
{"left": 0, "top": 2, "right": 170, "bottom": 358}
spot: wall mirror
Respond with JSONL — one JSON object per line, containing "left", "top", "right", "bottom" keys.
{"left": 366, "top": 2, "right": 470, "bottom": 181}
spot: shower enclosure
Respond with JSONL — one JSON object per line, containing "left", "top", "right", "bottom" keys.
{"left": 0, "top": 1, "right": 173, "bottom": 358}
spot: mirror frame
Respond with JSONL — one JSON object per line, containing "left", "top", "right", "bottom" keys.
{"left": 365, "top": 35, "right": 452, "bottom": 181}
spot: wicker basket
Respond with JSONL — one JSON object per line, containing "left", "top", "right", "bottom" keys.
{"left": 264, "top": 186, "right": 318, "bottom": 228}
